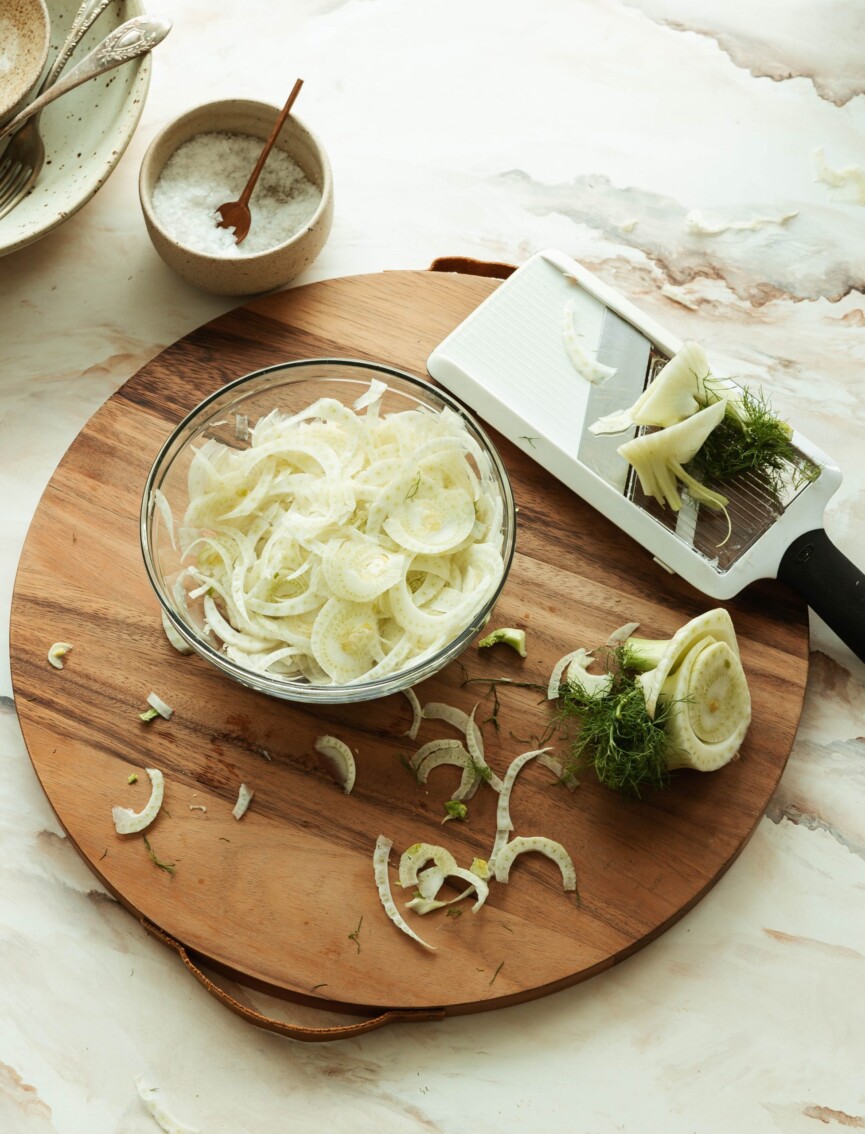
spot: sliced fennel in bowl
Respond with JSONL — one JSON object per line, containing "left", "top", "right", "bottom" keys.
{"left": 141, "top": 360, "right": 515, "bottom": 704}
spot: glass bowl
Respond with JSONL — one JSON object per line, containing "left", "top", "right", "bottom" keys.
{"left": 141, "top": 358, "right": 516, "bottom": 704}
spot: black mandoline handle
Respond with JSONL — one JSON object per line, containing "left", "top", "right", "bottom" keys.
{"left": 777, "top": 528, "right": 865, "bottom": 663}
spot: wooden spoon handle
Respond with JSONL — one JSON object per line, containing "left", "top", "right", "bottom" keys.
{"left": 237, "top": 78, "right": 304, "bottom": 208}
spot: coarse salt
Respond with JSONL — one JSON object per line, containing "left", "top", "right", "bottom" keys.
{"left": 152, "top": 132, "right": 321, "bottom": 256}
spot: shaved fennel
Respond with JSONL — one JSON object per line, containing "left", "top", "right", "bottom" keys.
{"left": 402, "top": 686, "right": 423, "bottom": 739}
{"left": 563, "top": 300, "right": 616, "bottom": 384}
{"left": 353, "top": 378, "right": 387, "bottom": 411}
{"left": 422, "top": 700, "right": 503, "bottom": 791}
{"left": 590, "top": 339, "right": 818, "bottom": 505}
{"left": 548, "top": 648, "right": 610, "bottom": 700}
{"left": 146, "top": 692, "right": 174, "bottom": 720}
{"left": 173, "top": 390, "right": 506, "bottom": 687}
{"left": 548, "top": 649, "right": 587, "bottom": 699}
{"left": 617, "top": 399, "right": 729, "bottom": 512}
{"left": 566, "top": 650, "right": 614, "bottom": 699}
{"left": 606, "top": 621, "right": 640, "bottom": 647}
{"left": 161, "top": 610, "right": 193, "bottom": 655}
{"left": 405, "top": 852, "right": 488, "bottom": 913}
{"left": 47, "top": 642, "right": 73, "bottom": 670}
{"left": 232, "top": 783, "right": 254, "bottom": 820}
{"left": 497, "top": 748, "right": 552, "bottom": 834}
{"left": 478, "top": 627, "right": 527, "bottom": 657}
{"left": 412, "top": 739, "right": 480, "bottom": 801}
{"left": 153, "top": 488, "right": 177, "bottom": 552}
{"left": 398, "top": 842, "right": 489, "bottom": 912}
{"left": 492, "top": 835, "right": 577, "bottom": 892}
{"left": 374, "top": 836, "right": 435, "bottom": 949}
{"left": 112, "top": 768, "right": 164, "bottom": 834}
{"left": 593, "top": 341, "right": 711, "bottom": 436}
{"left": 314, "top": 734, "right": 356, "bottom": 794}
{"left": 490, "top": 748, "right": 553, "bottom": 868}
{"left": 537, "top": 751, "right": 579, "bottom": 791}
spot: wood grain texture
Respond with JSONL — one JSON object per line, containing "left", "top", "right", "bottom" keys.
{"left": 9, "top": 270, "right": 810, "bottom": 1019}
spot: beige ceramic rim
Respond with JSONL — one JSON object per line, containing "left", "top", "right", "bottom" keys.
{"left": 0, "top": 0, "right": 51, "bottom": 122}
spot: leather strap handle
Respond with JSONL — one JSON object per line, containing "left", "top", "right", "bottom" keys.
{"left": 428, "top": 255, "right": 516, "bottom": 280}
{"left": 141, "top": 919, "right": 446, "bottom": 1042}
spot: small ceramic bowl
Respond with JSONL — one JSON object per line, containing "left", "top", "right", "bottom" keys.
{"left": 141, "top": 359, "right": 516, "bottom": 704}
{"left": 0, "top": 0, "right": 50, "bottom": 126}
{"left": 139, "top": 98, "right": 333, "bottom": 295}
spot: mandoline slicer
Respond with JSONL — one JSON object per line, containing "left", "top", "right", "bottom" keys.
{"left": 427, "top": 248, "right": 865, "bottom": 661}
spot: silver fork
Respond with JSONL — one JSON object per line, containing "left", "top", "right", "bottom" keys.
{"left": 0, "top": 12, "right": 171, "bottom": 220}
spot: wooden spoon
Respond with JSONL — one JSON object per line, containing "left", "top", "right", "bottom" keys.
{"left": 215, "top": 78, "right": 304, "bottom": 245}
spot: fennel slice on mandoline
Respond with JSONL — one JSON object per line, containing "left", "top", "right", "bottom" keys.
{"left": 687, "top": 384, "right": 820, "bottom": 504}
{"left": 596, "top": 339, "right": 819, "bottom": 511}
{"left": 616, "top": 399, "right": 730, "bottom": 514}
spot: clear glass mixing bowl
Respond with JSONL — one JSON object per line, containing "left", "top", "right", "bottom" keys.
{"left": 141, "top": 358, "right": 516, "bottom": 704}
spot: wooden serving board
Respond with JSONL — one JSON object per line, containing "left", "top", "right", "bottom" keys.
{"left": 10, "top": 269, "right": 809, "bottom": 1029}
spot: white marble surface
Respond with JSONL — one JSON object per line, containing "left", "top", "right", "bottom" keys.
{"left": 2, "top": 1, "right": 865, "bottom": 1131}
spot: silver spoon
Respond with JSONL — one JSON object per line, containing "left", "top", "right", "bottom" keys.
{"left": 0, "top": 14, "right": 172, "bottom": 142}
{"left": 43, "top": 0, "right": 116, "bottom": 93}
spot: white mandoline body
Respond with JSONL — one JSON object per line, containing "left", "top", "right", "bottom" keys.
{"left": 426, "top": 248, "right": 839, "bottom": 601}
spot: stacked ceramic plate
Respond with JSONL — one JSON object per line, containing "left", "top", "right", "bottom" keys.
{"left": 0, "top": 0, "right": 152, "bottom": 257}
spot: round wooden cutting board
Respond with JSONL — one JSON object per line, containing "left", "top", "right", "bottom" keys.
{"left": 10, "top": 269, "right": 809, "bottom": 1034}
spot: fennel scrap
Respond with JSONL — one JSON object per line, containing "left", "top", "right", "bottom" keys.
{"left": 478, "top": 627, "right": 527, "bottom": 656}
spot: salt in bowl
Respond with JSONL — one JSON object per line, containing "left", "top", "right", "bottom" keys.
{"left": 138, "top": 98, "right": 333, "bottom": 295}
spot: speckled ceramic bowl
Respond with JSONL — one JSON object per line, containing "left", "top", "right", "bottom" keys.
{"left": 0, "top": 0, "right": 152, "bottom": 258}
{"left": 138, "top": 98, "right": 334, "bottom": 296}
{"left": 0, "top": 0, "right": 50, "bottom": 125}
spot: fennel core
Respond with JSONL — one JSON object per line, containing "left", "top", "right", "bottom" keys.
{"left": 556, "top": 608, "right": 752, "bottom": 798}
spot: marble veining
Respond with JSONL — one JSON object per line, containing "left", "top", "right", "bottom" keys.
{"left": 2, "top": 0, "right": 865, "bottom": 1131}
{"left": 493, "top": 169, "right": 865, "bottom": 305}
{"left": 621, "top": 0, "right": 865, "bottom": 107}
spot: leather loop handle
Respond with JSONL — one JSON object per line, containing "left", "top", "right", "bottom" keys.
{"left": 428, "top": 255, "right": 516, "bottom": 280}
{"left": 141, "top": 919, "right": 446, "bottom": 1042}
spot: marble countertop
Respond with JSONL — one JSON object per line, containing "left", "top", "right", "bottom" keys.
{"left": 2, "top": 1, "right": 865, "bottom": 1131}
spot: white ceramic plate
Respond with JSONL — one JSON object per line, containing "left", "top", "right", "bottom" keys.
{"left": 0, "top": 0, "right": 151, "bottom": 257}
